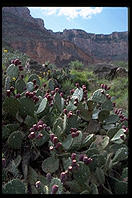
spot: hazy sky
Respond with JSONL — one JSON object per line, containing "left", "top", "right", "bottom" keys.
{"left": 28, "top": 7, "right": 128, "bottom": 34}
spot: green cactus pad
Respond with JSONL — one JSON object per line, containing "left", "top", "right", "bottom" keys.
{"left": 62, "top": 157, "right": 72, "bottom": 170}
{"left": 112, "top": 147, "right": 128, "bottom": 162}
{"left": 49, "top": 178, "right": 63, "bottom": 194}
{"left": 81, "top": 134, "right": 95, "bottom": 148}
{"left": 90, "top": 183, "right": 99, "bottom": 194}
{"left": 19, "top": 96, "right": 35, "bottom": 117}
{"left": 62, "top": 134, "right": 73, "bottom": 150}
{"left": 73, "top": 161, "right": 90, "bottom": 186}
{"left": 15, "top": 79, "right": 26, "bottom": 93}
{"left": 33, "top": 129, "right": 49, "bottom": 147}
{"left": 48, "top": 79, "right": 55, "bottom": 91}
{"left": 66, "top": 101, "right": 77, "bottom": 112}
{"left": 95, "top": 167, "right": 105, "bottom": 184}
{"left": 88, "top": 154, "right": 106, "bottom": 172}
{"left": 86, "top": 148, "right": 99, "bottom": 157}
{"left": 7, "top": 155, "right": 22, "bottom": 177}
{"left": 111, "top": 128, "right": 126, "bottom": 144}
{"left": 91, "top": 89, "right": 106, "bottom": 103}
{"left": 2, "top": 179, "right": 26, "bottom": 194}
{"left": 98, "top": 110, "right": 110, "bottom": 122}
{"left": 70, "top": 131, "right": 82, "bottom": 151}
{"left": 107, "top": 127, "right": 118, "bottom": 139}
{"left": 102, "top": 99, "right": 113, "bottom": 111}
{"left": 26, "top": 81, "right": 34, "bottom": 91}
{"left": 2, "top": 125, "right": 11, "bottom": 140}
{"left": 42, "top": 156, "right": 59, "bottom": 173}
{"left": 97, "top": 135, "right": 110, "bottom": 151}
{"left": 3, "top": 96, "right": 20, "bottom": 117}
{"left": 6, "top": 64, "right": 19, "bottom": 79}
{"left": 54, "top": 92, "right": 64, "bottom": 112}
{"left": 24, "top": 115, "right": 37, "bottom": 127}
{"left": 7, "top": 131, "right": 24, "bottom": 149}
{"left": 5, "top": 76, "right": 11, "bottom": 90}
{"left": 36, "top": 97, "right": 47, "bottom": 114}
{"left": 108, "top": 176, "right": 127, "bottom": 194}
{"left": 87, "top": 99, "right": 95, "bottom": 111}
{"left": 64, "top": 114, "right": 79, "bottom": 134}
{"left": 28, "top": 74, "right": 40, "bottom": 86}
{"left": 104, "top": 114, "right": 119, "bottom": 124}
{"left": 72, "top": 87, "right": 83, "bottom": 102}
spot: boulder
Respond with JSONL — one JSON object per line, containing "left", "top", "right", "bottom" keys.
{"left": 93, "top": 63, "right": 118, "bottom": 79}
{"left": 115, "top": 67, "right": 128, "bottom": 77}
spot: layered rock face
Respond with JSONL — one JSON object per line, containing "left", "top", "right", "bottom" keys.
{"left": 2, "top": 7, "right": 128, "bottom": 67}
{"left": 2, "top": 7, "right": 93, "bottom": 67}
{"left": 55, "top": 29, "right": 128, "bottom": 62}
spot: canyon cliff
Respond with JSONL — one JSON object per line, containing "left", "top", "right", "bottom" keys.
{"left": 2, "top": 7, "right": 128, "bottom": 67}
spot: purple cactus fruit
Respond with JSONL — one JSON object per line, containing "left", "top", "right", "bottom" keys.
{"left": 50, "top": 133, "right": 55, "bottom": 141}
{"left": 33, "top": 124, "right": 38, "bottom": 131}
{"left": 75, "top": 82, "right": 79, "bottom": 88}
{"left": 53, "top": 136, "right": 58, "bottom": 145}
{"left": 68, "top": 165, "right": 73, "bottom": 172}
{"left": 34, "top": 85, "right": 39, "bottom": 90}
{"left": 112, "top": 102, "right": 116, "bottom": 107}
{"left": 71, "top": 153, "right": 76, "bottom": 160}
{"left": 70, "top": 89, "right": 75, "bottom": 94}
{"left": 35, "top": 181, "right": 41, "bottom": 188}
{"left": 55, "top": 142, "right": 62, "bottom": 150}
{"left": 29, "top": 127, "right": 34, "bottom": 132}
{"left": 76, "top": 110, "right": 80, "bottom": 115}
{"left": 25, "top": 91, "right": 30, "bottom": 97}
{"left": 79, "top": 154, "right": 85, "bottom": 161}
{"left": 83, "top": 156, "right": 88, "bottom": 164}
{"left": 49, "top": 146, "right": 54, "bottom": 151}
{"left": 60, "top": 92, "right": 63, "bottom": 97}
{"left": 124, "top": 128, "right": 128, "bottom": 135}
{"left": 37, "top": 125, "right": 43, "bottom": 131}
{"left": 51, "top": 90, "right": 55, "bottom": 95}
{"left": 28, "top": 132, "right": 36, "bottom": 139}
{"left": 2, "top": 158, "right": 6, "bottom": 168}
{"left": 72, "top": 159, "right": 77, "bottom": 167}
{"left": 67, "top": 111, "right": 73, "bottom": 118}
{"left": 75, "top": 131, "right": 80, "bottom": 137}
{"left": 55, "top": 87, "right": 59, "bottom": 92}
{"left": 32, "top": 79, "right": 36, "bottom": 85}
{"left": 101, "top": 90, "right": 105, "bottom": 94}
{"left": 14, "top": 59, "right": 20, "bottom": 66}
{"left": 15, "top": 93, "right": 21, "bottom": 99}
{"left": 46, "top": 172, "right": 52, "bottom": 182}
{"left": 60, "top": 172, "right": 66, "bottom": 182}
{"left": 37, "top": 120, "right": 44, "bottom": 125}
{"left": 6, "top": 90, "right": 11, "bottom": 97}
{"left": 21, "top": 74, "right": 24, "bottom": 79}
{"left": 120, "top": 134, "right": 125, "bottom": 140}
{"left": 10, "top": 86, "right": 15, "bottom": 92}
{"left": 71, "top": 132, "right": 76, "bottom": 138}
{"left": 46, "top": 126, "right": 51, "bottom": 131}
{"left": 36, "top": 133, "right": 43, "bottom": 139}
{"left": 51, "top": 184, "right": 59, "bottom": 194}
{"left": 63, "top": 109, "right": 68, "bottom": 115}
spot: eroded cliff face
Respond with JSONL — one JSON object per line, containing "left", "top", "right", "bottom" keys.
{"left": 2, "top": 7, "right": 93, "bottom": 67}
{"left": 2, "top": 7, "right": 128, "bottom": 67}
{"left": 55, "top": 29, "right": 128, "bottom": 62}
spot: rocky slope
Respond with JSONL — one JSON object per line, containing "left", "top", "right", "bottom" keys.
{"left": 2, "top": 7, "right": 94, "bottom": 67}
{"left": 2, "top": 7, "right": 128, "bottom": 67}
{"left": 55, "top": 29, "right": 128, "bottom": 62}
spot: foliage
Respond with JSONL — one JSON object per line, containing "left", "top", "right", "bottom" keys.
{"left": 2, "top": 54, "right": 128, "bottom": 194}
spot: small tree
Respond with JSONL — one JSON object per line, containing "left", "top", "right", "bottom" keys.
{"left": 69, "top": 60, "right": 84, "bottom": 71}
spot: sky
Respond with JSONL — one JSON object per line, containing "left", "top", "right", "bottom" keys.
{"left": 28, "top": 7, "right": 128, "bottom": 34}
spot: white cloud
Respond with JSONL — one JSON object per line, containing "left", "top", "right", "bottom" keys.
{"left": 29, "top": 7, "right": 103, "bottom": 20}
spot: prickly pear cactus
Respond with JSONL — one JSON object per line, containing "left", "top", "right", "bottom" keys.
{"left": 3, "top": 96, "right": 20, "bottom": 117}
{"left": 15, "top": 79, "right": 26, "bottom": 93}
{"left": 7, "top": 131, "right": 24, "bottom": 149}
{"left": 5, "top": 76, "right": 11, "bottom": 90}
{"left": 19, "top": 96, "right": 35, "bottom": 117}
{"left": 2, "top": 179, "right": 26, "bottom": 194}
{"left": 72, "top": 87, "right": 83, "bottom": 102}
{"left": 54, "top": 92, "right": 64, "bottom": 112}
{"left": 48, "top": 79, "right": 55, "bottom": 91}
{"left": 49, "top": 178, "right": 63, "bottom": 194}
{"left": 26, "top": 81, "right": 34, "bottom": 91}
{"left": 28, "top": 74, "right": 40, "bottom": 86}
{"left": 6, "top": 64, "right": 19, "bottom": 79}
{"left": 42, "top": 156, "right": 59, "bottom": 173}
{"left": 36, "top": 98, "right": 47, "bottom": 114}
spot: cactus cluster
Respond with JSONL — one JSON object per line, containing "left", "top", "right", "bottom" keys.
{"left": 2, "top": 58, "right": 128, "bottom": 194}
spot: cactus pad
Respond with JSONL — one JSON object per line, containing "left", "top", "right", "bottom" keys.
{"left": 15, "top": 79, "right": 26, "bottom": 93}
{"left": 3, "top": 96, "right": 20, "bottom": 117}
{"left": 36, "top": 97, "right": 47, "bottom": 114}
{"left": 7, "top": 131, "right": 24, "bottom": 149}
{"left": 42, "top": 156, "right": 59, "bottom": 173}
{"left": 28, "top": 74, "right": 40, "bottom": 86}
{"left": 2, "top": 179, "right": 26, "bottom": 194}
{"left": 6, "top": 64, "right": 19, "bottom": 79}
